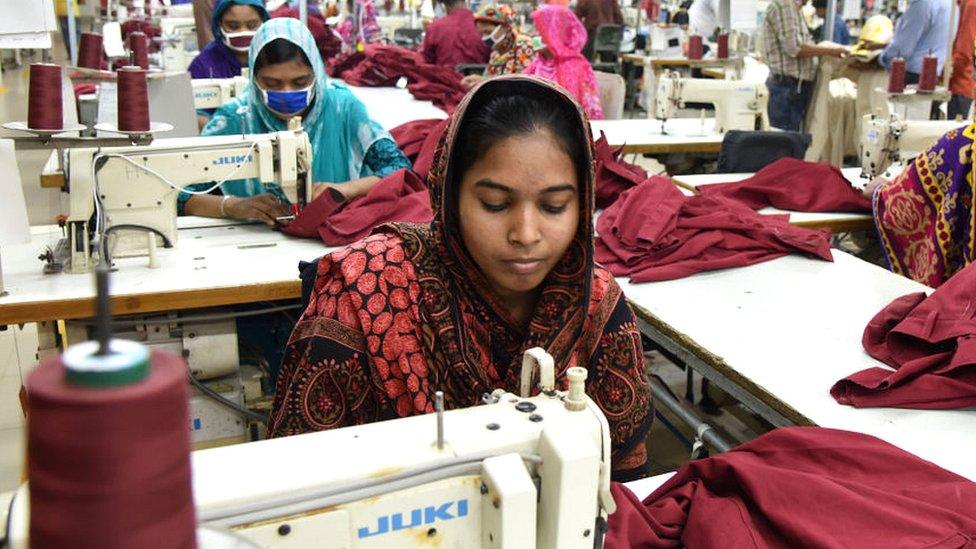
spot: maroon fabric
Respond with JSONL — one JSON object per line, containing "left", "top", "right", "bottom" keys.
{"left": 420, "top": 8, "right": 490, "bottom": 67}
{"left": 328, "top": 45, "right": 467, "bottom": 112}
{"left": 831, "top": 262, "right": 976, "bottom": 409}
{"left": 593, "top": 131, "right": 647, "bottom": 209}
{"left": 605, "top": 427, "right": 976, "bottom": 548}
{"left": 389, "top": 118, "right": 448, "bottom": 179}
{"left": 595, "top": 176, "right": 833, "bottom": 282}
{"left": 73, "top": 83, "right": 98, "bottom": 100}
{"left": 697, "top": 158, "right": 872, "bottom": 212}
{"left": 120, "top": 20, "right": 161, "bottom": 53}
{"left": 284, "top": 169, "right": 433, "bottom": 245}
{"left": 271, "top": 7, "right": 342, "bottom": 61}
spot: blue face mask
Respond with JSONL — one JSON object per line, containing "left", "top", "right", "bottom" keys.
{"left": 259, "top": 84, "right": 315, "bottom": 116}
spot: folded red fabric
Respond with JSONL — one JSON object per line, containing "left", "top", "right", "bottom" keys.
{"left": 389, "top": 118, "right": 448, "bottom": 179}
{"left": 327, "top": 44, "right": 466, "bottom": 112}
{"left": 697, "top": 157, "right": 871, "bottom": 212}
{"left": 593, "top": 131, "right": 647, "bottom": 210}
{"left": 605, "top": 427, "right": 976, "bottom": 548}
{"left": 283, "top": 169, "right": 433, "bottom": 246}
{"left": 831, "top": 261, "right": 976, "bottom": 409}
{"left": 595, "top": 176, "right": 833, "bottom": 282}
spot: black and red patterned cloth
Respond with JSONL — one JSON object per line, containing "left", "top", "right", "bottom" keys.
{"left": 832, "top": 260, "right": 976, "bottom": 409}
{"left": 269, "top": 77, "right": 653, "bottom": 480}
{"left": 605, "top": 427, "right": 976, "bottom": 548}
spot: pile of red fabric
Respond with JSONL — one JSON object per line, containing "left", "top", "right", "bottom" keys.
{"left": 389, "top": 118, "right": 448, "bottom": 179}
{"left": 270, "top": 7, "right": 342, "bottom": 61}
{"left": 283, "top": 169, "right": 432, "bottom": 246}
{"left": 595, "top": 176, "right": 833, "bottom": 282}
{"left": 605, "top": 427, "right": 976, "bottom": 548}
{"left": 593, "top": 132, "right": 647, "bottom": 210}
{"left": 120, "top": 20, "right": 160, "bottom": 53}
{"left": 696, "top": 158, "right": 871, "bottom": 212}
{"left": 831, "top": 261, "right": 976, "bottom": 409}
{"left": 327, "top": 45, "right": 467, "bottom": 112}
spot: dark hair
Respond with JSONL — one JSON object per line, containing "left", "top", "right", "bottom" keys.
{"left": 454, "top": 94, "right": 587, "bottom": 186}
{"left": 812, "top": 0, "right": 828, "bottom": 8}
{"left": 447, "top": 87, "right": 588, "bottom": 226}
{"left": 253, "top": 38, "right": 312, "bottom": 74}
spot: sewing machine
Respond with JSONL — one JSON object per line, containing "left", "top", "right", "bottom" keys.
{"left": 5, "top": 349, "right": 617, "bottom": 548}
{"left": 654, "top": 71, "right": 769, "bottom": 133}
{"left": 159, "top": 17, "right": 198, "bottom": 71}
{"left": 192, "top": 76, "right": 249, "bottom": 110}
{"left": 858, "top": 113, "right": 966, "bottom": 179}
{"left": 50, "top": 125, "right": 312, "bottom": 274}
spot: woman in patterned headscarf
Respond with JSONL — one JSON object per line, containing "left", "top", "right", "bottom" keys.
{"left": 269, "top": 76, "right": 653, "bottom": 481}
{"left": 869, "top": 123, "right": 975, "bottom": 286}
{"left": 461, "top": 4, "right": 538, "bottom": 88}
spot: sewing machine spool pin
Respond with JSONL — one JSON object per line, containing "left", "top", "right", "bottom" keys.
{"left": 435, "top": 390, "right": 445, "bottom": 450}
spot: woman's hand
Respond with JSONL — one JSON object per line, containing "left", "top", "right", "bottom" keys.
{"left": 862, "top": 176, "right": 888, "bottom": 199}
{"left": 223, "top": 194, "right": 291, "bottom": 226}
{"left": 311, "top": 177, "right": 381, "bottom": 202}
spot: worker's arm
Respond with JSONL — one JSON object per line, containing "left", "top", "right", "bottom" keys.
{"left": 796, "top": 43, "right": 847, "bottom": 58}
{"left": 184, "top": 193, "right": 290, "bottom": 226}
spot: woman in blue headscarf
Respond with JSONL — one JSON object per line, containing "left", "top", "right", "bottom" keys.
{"left": 181, "top": 18, "right": 411, "bottom": 225}
{"left": 189, "top": 0, "right": 270, "bottom": 80}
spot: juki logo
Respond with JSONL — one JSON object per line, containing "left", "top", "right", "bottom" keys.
{"left": 357, "top": 499, "right": 469, "bottom": 538}
{"left": 213, "top": 154, "right": 253, "bottom": 166}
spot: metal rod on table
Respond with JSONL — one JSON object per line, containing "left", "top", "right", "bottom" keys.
{"left": 719, "top": 0, "right": 730, "bottom": 36}
{"left": 648, "top": 377, "right": 734, "bottom": 453}
{"left": 435, "top": 391, "right": 444, "bottom": 450}
{"left": 67, "top": 0, "right": 79, "bottom": 66}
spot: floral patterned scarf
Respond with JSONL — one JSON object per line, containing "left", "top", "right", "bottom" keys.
{"left": 874, "top": 123, "right": 976, "bottom": 286}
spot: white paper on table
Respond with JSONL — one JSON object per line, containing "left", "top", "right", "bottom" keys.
{"left": 0, "top": 140, "right": 31, "bottom": 245}
{"left": 102, "top": 21, "right": 126, "bottom": 58}
{"left": 0, "top": 32, "right": 52, "bottom": 49}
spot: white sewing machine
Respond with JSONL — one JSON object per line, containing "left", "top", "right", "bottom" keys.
{"left": 5, "top": 350, "right": 617, "bottom": 548}
{"left": 859, "top": 113, "right": 966, "bottom": 179}
{"left": 53, "top": 126, "right": 312, "bottom": 273}
{"left": 192, "top": 75, "right": 250, "bottom": 110}
{"left": 654, "top": 71, "right": 769, "bottom": 133}
{"left": 159, "top": 17, "right": 199, "bottom": 71}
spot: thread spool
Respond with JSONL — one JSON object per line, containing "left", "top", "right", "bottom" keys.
{"left": 688, "top": 35, "right": 703, "bottom": 60}
{"left": 888, "top": 57, "right": 906, "bottom": 93}
{"left": 117, "top": 66, "right": 151, "bottom": 132}
{"left": 27, "top": 64, "right": 63, "bottom": 130}
{"left": 918, "top": 53, "right": 938, "bottom": 93}
{"left": 27, "top": 342, "right": 196, "bottom": 548}
{"left": 717, "top": 33, "right": 729, "bottom": 59}
{"left": 128, "top": 31, "right": 149, "bottom": 70}
{"left": 77, "top": 32, "right": 105, "bottom": 70}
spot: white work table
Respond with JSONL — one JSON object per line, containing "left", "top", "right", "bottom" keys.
{"left": 346, "top": 84, "right": 448, "bottom": 130}
{"left": 619, "top": 250, "right": 976, "bottom": 482}
{"left": 671, "top": 167, "right": 876, "bottom": 232}
{"left": 590, "top": 118, "right": 723, "bottom": 155}
{"left": 0, "top": 218, "right": 333, "bottom": 325}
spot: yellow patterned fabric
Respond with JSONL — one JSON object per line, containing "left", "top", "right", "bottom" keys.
{"left": 873, "top": 123, "right": 976, "bottom": 286}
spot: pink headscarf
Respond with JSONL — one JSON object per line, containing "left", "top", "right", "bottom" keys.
{"left": 524, "top": 5, "right": 603, "bottom": 119}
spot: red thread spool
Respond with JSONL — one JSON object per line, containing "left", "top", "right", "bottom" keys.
{"left": 888, "top": 57, "right": 906, "bottom": 93}
{"left": 77, "top": 32, "right": 105, "bottom": 70}
{"left": 117, "top": 66, "right": 151, "bottom": 132}
{"left": 27, "top": 63, "right": 63, "bottom": 130}
{"left": 128, "top": 31, "right": 149, "bottom": 69}
{"left": 918, "top": 53, "right": 938, "bottom": 92}
{"left": 717, "top": 33, "right": 729, "bottom": 59}
{"left": 26, "top": 348, "right": 197, "bottom": 548}
{"left": 688, "top": 35, "right": 703, "bottom": 60}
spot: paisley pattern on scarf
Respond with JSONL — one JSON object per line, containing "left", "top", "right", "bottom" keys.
{"left": 874, "top": 123, "right": 976, "bottom": 286}
{"left": 269, "top": 76, "right": 652, "bottom": 479}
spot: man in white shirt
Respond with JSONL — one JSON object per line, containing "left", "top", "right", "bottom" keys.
{"left": 688, "top": 0, "right": 719, "bottom": 37}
